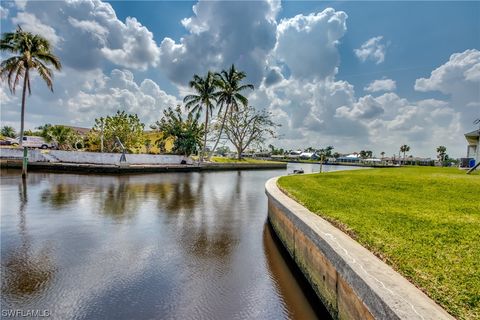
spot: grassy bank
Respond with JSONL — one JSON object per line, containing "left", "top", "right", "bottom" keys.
{"left": 277, "top": 167, "right": 479, "bottom": 319}
{"left": 210, "top": 156, "right": 282, "bottom": 164}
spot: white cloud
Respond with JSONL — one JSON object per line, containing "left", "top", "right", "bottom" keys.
{"left": 12, "top": 12, "right": 62, "bottom": 46}
{"left": 1, "top": 68, "right": 180, "bottom": 129}
{"left": 336, "top": 95, "right": 384, "bottom": 119}
{"left": 159, "top": 0, "right": 279, "bottom": 85}
{"left": 0, "top": 5, "right": 9, "bottom": 19}
{"left": 13, "top": 0, "right": 160, "bottom": 70}
{"left": 274, "top": 8, "right": 348, "bottom": 80}
{"left": 354, "top": 36, "right": 387, "bottom": 64}
{"left": 415, "top": 49, "right": 480, "bottom": 94}
{"left": 414, "top": 49, "right": 480, "bottom": 129}
{"left": 364, "top": 79, "right": 396, "bottom": 92}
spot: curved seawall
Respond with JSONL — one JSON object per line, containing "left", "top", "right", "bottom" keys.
{"left": 265, "top": 177, "right": 453, "bottom": 320}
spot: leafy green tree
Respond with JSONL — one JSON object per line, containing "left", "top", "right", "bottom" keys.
{"left": 216, "top": 145, "right": 231, "bottom": 156}
{"left": 151, "top": 106, "right": 204, "bottom": 157}
{"left": 220, "top": 106, "right": 279, "bottom": 159}
{"left": 0, "top": 26, "right": 61, "bottom": 146}
{"left": 359, "top": 150, "right": 373, "bottom": 159}
{"left": 325, "top": 146, "right": 334, "bottom": 157}
{"left": 91, "top": 111, "right": 145, "bottom": 153}
{"left": 208, "top": 64, "right": 253, "bottom": 159}
{"left": 183, "top": 71, "right": 217, "bottom": 161}
{"left": 39, "top": 124, "right": 81, "bottom": 150}
{"left": 400, "top": 144, "right": 410, "bottom": 164}
{"left": 1, "top": 125, "right": 16, "bottom": 138}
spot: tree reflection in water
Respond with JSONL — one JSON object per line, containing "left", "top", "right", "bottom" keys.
{"left": 1, "top": 178, "right": 56, "bottom": 303}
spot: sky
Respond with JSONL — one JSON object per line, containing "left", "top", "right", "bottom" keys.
{"left": 0, "top": 0, "right": 479, "bottom": 158}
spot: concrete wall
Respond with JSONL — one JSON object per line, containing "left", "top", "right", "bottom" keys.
{"left": 0, "top": 148, "right": 192, "bottom": 165}
{"left": 265, "top": 177, "right": 454, "bottom": 320}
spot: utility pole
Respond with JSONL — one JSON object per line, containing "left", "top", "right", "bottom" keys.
{"left": 21, "top": 147, "right": 28, "bottom": 178}
{"left": 100, "top": 117, "right": 104, "bottom": 153}
{"left": 100, "top": 117, "right": 105, "bottom": 153}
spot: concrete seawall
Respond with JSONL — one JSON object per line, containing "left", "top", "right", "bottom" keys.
{"left": 265, "top": 177, "right": 454, "bottom": 320}
{"left": 0, "top": 148, "right": 192, "bottom": 165}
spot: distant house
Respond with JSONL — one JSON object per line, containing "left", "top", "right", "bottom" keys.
{"left": 299, "top": 152, "right": 314, "bottom": 159}
{"left": 465, "top": 129, "right": 480, "bottom": 165}
{"left": 62, "top": 126, "right": 91, "bottom": 136}
{"left": 337, "top": 154, "right": 361, "bottom": 163}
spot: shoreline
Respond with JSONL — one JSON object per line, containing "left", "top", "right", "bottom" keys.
{"left": 0, "top": 159, "right": 287, "bottom": 174}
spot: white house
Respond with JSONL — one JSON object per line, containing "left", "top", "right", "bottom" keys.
{"left": 465, "top": 129, "right": 480, "bottom": 165}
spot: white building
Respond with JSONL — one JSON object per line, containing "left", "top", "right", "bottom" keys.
{"left": 465, "top": 129, "right": 480, "bottom": 165}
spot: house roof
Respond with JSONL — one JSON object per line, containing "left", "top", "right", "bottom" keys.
{"left": 465, "top": 129, "right": 480, "bottom": 145}
{"left": 465, "top": 129, "right": 480, "bottom": 138}
{"left": 62, "top": 125, "right": 91, "bottom": 135}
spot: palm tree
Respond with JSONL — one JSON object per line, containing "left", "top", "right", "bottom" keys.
{"left": 183, "top": 71, "right": 217, "bottom": 162}
{"left": 208, "top": 64, "right": 253, "bottom": 160}
{"left": 380, "top": 151, "right": 385, "bottom": 159}
{"left": 0, "top": 26, "right": 62, "bottom": 146}
{"left": 400, "top": 144, "right": 410, "bottom": 165}
{"left": 436, "top": 145, "right": 447, "bottom": 166}
{"left": 1, "top": 125, "right": 16, "bottom": 138}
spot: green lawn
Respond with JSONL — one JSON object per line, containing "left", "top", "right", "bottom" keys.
{"left": 210, "top": 156, "right": 282, "bottom": 164}
{"left": 277, "top": 167, "right": 480, "bottom": 320}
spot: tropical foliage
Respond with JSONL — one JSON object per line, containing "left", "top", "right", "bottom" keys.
{"left": 183, "top": 71, "right": 217, "bottom": 161}
{"left": 400, "top": 144, "right": 410, "bottom": 163}
{"left": 38, "top": 124, "right": 82, "bottom": 150}
{"left": 0, "top": 26, "right": 61, "bottom": 145}
{"left": 151, "top": 106, "right": 204, "bottom": 156}
{"left": 436, "top": 145, "right": 447, "bottom": 165}
{"left": 208, "top": 64, "right": 253, "bottom": 159}
{"left": 89, "top": 111, "right": 145, "bottom": 153}
{"left": 1, "top": 125, "right": 16, "bottom": 138}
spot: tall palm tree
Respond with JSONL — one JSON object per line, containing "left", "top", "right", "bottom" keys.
{"left": 183, "top": 71, "right": 217, "bottom": 162}
{"left": 436, "top": 145, "right": 447, "bottom": 165}
{"left": 400, "top": 144, "right": 410, "bottom": 165}
{"left": 0, "top": 26, "right": 62, "bottom": 146}
{"left": 208, "top": 64, "right": 253, "bottom": 160}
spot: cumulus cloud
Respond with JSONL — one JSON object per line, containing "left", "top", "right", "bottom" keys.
{"left": 0, "top": 5, "right": 9, "bottom": 19}
{"left": 415, "top": 49, "right": 480, "bottom": 94}
{"left": 1, "top": 68, "right": 179, "bottom": 129}
{"left": 274, "top": 8, "right": 348, "bottom": 80}
{"left": 159, "top": 0, "right": 279, "bottom": 85}
{"left": 336, "top": 95, "right": 384, "bottom": 119}
{"left": 354, "top": 36, "right": 387, "bottom": 64}
{"left": 12, "top": 12, "right": 62, "bottom": 46}
{"left": 12, "top": 0, "right": 160, "bottom": 70}
{"left": 364, "top": 78, "right": 396, "bottom": 92}
{"left": 414, "top": 49, "right": 480, "bottom": 127}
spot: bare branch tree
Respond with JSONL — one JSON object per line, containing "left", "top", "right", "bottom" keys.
{"left": 219, "top": 106, "right": 279, "bottom": 159}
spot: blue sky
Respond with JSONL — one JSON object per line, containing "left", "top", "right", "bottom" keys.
{"left": 1, "top": 1, "right": 479, "bottom": 157}
{"left": 108, "top": 1, "right": 479, "bottom": 100}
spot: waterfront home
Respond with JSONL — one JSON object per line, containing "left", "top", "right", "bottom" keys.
{"left": 465, "top": 129, "right": 480, "bottom": 165}
{"left": 337, "top": 154, "right": 361, "bottom": 163}
{"left": 299, "top": 152, "right": 314, "bottom": 159}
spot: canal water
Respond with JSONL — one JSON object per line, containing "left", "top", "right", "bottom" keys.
{"left": 1, "top": 164, "right": 359, "bottom": 320}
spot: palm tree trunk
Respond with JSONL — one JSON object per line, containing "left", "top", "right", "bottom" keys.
{"left": 202, "top": 108, "right": 209, "bottom": 162}
{"left": 19, "top": 67, "right": 29, "bottom": 146}
{"left": 207, "top": 104, "right": 229, "bottom": 160}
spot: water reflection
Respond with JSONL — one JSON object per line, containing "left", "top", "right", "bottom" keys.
{"left": 0, "top": 165, "right": 353, "bottom": 319}
{"left": 2, "top": 178, "right": 56, "bottom": 304}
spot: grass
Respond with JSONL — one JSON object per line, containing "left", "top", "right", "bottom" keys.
{"left": 277, "top": 167, "right": 480, "bottom": 320}
{"left": 210, "top": 156, "right": 283, "bottom": 164}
